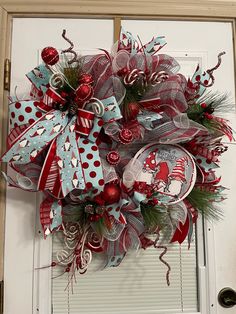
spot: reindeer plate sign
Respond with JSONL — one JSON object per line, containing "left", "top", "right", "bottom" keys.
{"left": 133, "top": 143, "right": 197, "bottom": 204}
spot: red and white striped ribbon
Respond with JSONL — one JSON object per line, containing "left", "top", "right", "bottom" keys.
{"left": 43, "top": 87, "right": 66, "bottom": 107}
{"left": 76, "top": 108, "right": 95, "bottom": 136}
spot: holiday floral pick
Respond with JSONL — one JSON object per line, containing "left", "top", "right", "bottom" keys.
{"left": 0, "top": 28, "right": 233, "bottom": 284}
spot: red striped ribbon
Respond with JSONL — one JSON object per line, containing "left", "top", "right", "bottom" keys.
{"left": 76, "top": 108, "right": 95, "bottom": 136}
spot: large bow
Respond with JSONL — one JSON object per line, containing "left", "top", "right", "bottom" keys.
{"left": 1, "top": 62, "right": 122, "bottom": 235}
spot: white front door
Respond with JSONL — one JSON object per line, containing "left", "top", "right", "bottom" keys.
{"left": 4, "top": 18, "right": 236, "bottom": 314}
{"left": 4, "top": 18, "right": 114, "bottom": 314}
{"left": 121, "top": 20, "right": 236, "bottom": 314}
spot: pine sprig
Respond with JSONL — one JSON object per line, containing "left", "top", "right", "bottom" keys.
{"left": 196, "top": 91, "right": 233, "bottom": 113}
{"left": 141, "top": 203, "right": 168, "bottom": 231}
{"left": 63, "top": 201, "right": 109, "bottom": 236}
{"left": 201, "top": 118, "right": 226, "bottom": 136}
{"left": 58, "top": 55, "right": 84, "bottom": 93}
{"left": 121, "top": 79, "right": 148, "bottom": 119}
{"left": 63, "top": 204, "right": 88, "bottom": 226}
{"left": 187, "top": 91, "right": 232, "bottom": 118}
{"left": 187, "top": 91, "right": 233, "bottom": 136}
{"left": 92, "top": 217, "right": 106, "bottom": 236}
{"left": 186, "top": 103, "right": 205, "bottom": 122}
{"left": 187, "top": 186, "right": 224, "bottom": 221}
{"left": 63, "top": 66, "right": 80, "bottom": 90}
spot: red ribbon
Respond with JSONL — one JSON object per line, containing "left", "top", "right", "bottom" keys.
{"left": 40, "top": 195, "right": 62, "bottom": 238}
{"left": 76, "top": 108, "right": 95, "bottom": 136}
{"left": 38, "top": 139, "right": 62, "bottom": 198}
{"left": 35, "top": 88, "right": 66, "bottom": 112}
{"left": 45, "top": 87, "right": 66, "bottom": 106}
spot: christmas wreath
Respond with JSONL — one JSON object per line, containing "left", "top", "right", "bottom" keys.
{"left": 1, "top": 29, "right": 233, "bottom": 284}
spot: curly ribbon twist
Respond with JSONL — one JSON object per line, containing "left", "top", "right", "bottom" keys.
{"left": 154, "top": 242, "right": 171, "bottom": 286}
{"left": 56, "top": 224, "right": 92, "bottom": 275}
{"left": 56, "top": 224, "right": 80, "bottom": 265}
{"left": 77, "top": 226, "right": 93, "bottom": 273}
{"left": 61, "top": 29, "right": 78, "bottom": 65}
{"left": 86, "top": 97, "right": 105, "bottom": 117}
{"left": 199, "top": 51, "right": 225, "bottom": 88}
{"left": 86, "top": 231, "right": 103, "bottom": 252}
{"left": 49, "top": 73, "right": 65, "bottom": 89}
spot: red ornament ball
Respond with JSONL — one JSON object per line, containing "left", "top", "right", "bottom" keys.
{"left": 106, "top": 151, "right": 121, "bottom": 165}
{"left": 41, "top": 47, "right": 59, "bottom": 66}
{"left": 201, "top": 103, "right": 207, "bottom": 109}
{"left": 78, "top": 73, "right": 94, "bottom": 85}
{"left": 119, "top": 128, "right": 133, "bottom": 144}
{"left": 102, "top": 183, "right": 121, "bottom": 205}
{"left": 75, "top": 84, "right": 94, "bottom": 103}
{"left": 126, "top": 102, "right": 140, "bottom": 120}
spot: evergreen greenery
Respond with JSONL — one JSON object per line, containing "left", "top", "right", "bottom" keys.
{"left": 187, "top": 186, "right": 224, "bottom": 221}
{"left": 140, "top": 203, "right": 168, "bottom": 231}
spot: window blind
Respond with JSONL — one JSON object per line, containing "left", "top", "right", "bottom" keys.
{"left": 52, "top": 232, "right": 198, "bottom": 314}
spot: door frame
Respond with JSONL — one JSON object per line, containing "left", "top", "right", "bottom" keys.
{"left": 0, "top": 0, "right": 236, "bottom": 307}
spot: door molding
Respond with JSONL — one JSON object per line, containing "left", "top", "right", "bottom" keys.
{"left": 0, "top": 0, "right": 236, "bottom": 291}
{"left": 0, "top": 6, "right": 11, "bottom": 281}
{"left": 0, "top": 0, "right": 236, "bottom": 17}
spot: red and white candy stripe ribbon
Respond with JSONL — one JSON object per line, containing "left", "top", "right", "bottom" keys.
{"left": 76, "top": 108, "right": 95, "bottom": 136}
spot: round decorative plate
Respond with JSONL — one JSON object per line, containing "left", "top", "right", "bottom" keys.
{"left": 132, "top": 143, "right": 196, "bottom": 204}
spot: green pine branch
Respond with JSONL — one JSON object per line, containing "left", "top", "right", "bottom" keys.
{"left": 187, "top": 91, "right": 233, "bottom": 135}
{"left": 196, "top": 91, "right": 232, "bottom": 112}
{"left": 63, "top": 201, "right": 108, "bottom": 236}
{"left": 187, "top": 186, "right": 224, "bottom": 221}
{"left": 201, "top": 118, "right": 225, "bottom": 136}
{"left": 121, "top": 80, "right": 149, "bottom": 119}
{"left": 92, "top": 217, "right": 106, "bottom": 236}
{"left": 140, "top": 203, "right": 168, "bottom": 231}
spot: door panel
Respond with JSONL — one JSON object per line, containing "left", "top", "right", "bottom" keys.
{"left": 4, "top": 18, "right": 114, "bottom": 314}
{"left": 122, "top": 19, "right": 236, "bottom": 314}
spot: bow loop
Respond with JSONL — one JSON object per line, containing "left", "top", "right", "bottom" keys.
{"left": 76, "top": 108, "right": 95, "bottom": 136}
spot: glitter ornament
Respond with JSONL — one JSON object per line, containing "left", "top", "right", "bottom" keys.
{"left": 84, "top": 204, "right": 94, "bottom": 214}
{"left": 103, "top": 183, "right": 121, "bottom": 204}
{"left": 41, "top": 47, "right": 59, "bottom": 66}
{"left": 93, "top": 214, "right": 101, "bottom": 221}
{"left": 75, "top": 84, "right": 93, "bottom": 103}
{"left": 119, "top": 128, "right": 133, "bottom": 144}
{"left": 106, "top": 151, "right": 121, "bottom": 165}
{"left": 126, "top": 102, "right": 140, "bottom": 120}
